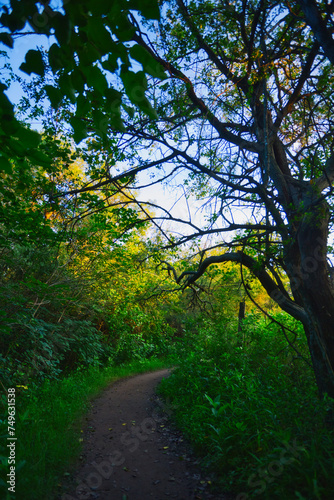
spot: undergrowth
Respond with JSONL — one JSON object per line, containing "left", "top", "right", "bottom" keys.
{"left": 0, "top": 357, "right": 171, "bottom": 500}
{"left": 2, "top": 308, "right": 334, "bottom": 500}
{"left": 158, "top": 313, "right": 334, "bottom": 500}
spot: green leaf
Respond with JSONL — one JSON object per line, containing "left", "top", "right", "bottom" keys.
{"left": 121, "top": 69, "right": 157, "bottom": 119}
{"left": 0, "top": 86, "right": 14, "bottom": 114}
{"left": 48, "top": 43, "right": 64, "bottom": 72}
{"left": 0, "top": 11, "right": 26, "bottom": 32}
{"left": 105, "top": 87, "right": 122, "bottom": 108}
{"left": 0, "top": 113, "right": 19, "bottom": 135}
{"left": 9, "top": 138, "right": 29, "bottom": 156}
{"left": 0, "top": 32, "right": 13, "bottom": 48}
{"left": 101, "top": 54, "right": 119, "bottom": 73}
{"left": 104, "top": 88, "right": 125, "bottom": 130}
{"left": 71, "top": 68, "right": 85, "bottom": 94}
{"left": 58, "top": 74, "right": 76, "bottom": 103}
{"left": 121, "top": 69, "right": 146, "bottom": 97}
{"left": 129, "top": 45, "right": 166, "bottom": 79}
{"left": 52, "top": 12, "right": 72, "bottom": 45}
{"left": 92, "top": 110, "right": 108, "bottom": 138}
{"left": 78, "top": 42, "right": 101, "bottom": 66}
{"left": 129, "top": 0, "right": 160, "bottom": 20}
{"left": 111, "top": 13, "right": 136, "bottom": 42}
{"left": 29, "top": 149, "right": 51, "bottom": 168}
{"left": 19, "top": 49, "right": 45, "bottom": 77}
{"left": 15, "top": 126, "right": 40, "bottom": 149}
{"left": 122, "top": 103, "right": 135, "bottom": 118}
{"left": 70, "top": 116, "right": 88, "bottom": 144}
{"left": 84, "top": 65, "right": 108, "bottom": 95}
{"left": 86, "top": 17, "right": 115, "bottom": 55}
{"left": 44, "top": 85, "right": 63, "bottom": 109}
{"left": 0, "top": 155, "right": 12, "bottom": 174}
{"left": 76, "top": 95, "right": 91, "bottom": 117}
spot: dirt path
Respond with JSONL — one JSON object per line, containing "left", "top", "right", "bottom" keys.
{"left": 60, "top": 369, "right": 229, "bottom": 500}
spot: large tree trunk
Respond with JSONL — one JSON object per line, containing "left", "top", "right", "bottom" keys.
{"left": 287, "top": 197, "right": 334, "bottom": 398}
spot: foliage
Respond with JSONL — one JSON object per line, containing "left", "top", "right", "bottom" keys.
{"left": 0, "top": 147, "right": 182, "bottom": 387}
{"left": 26, "top": 0, "right": 334, "bottom": 398}
{"left": 0, "top": 232, "right": 179, "bottom": 386}
{"left": 159, "top": 312, "right": 334, "bottom": 499}
{"left": 3, "top": 0, "right": 334, "bottom": 397}
{"left": 1, "top": 1, "right": 334, "bottom": 498}
{"left": 0, "top": 0, "right": 164, "bottom": 173}
{"left": 107, "top": 305, "right": 175, "bottom": 363}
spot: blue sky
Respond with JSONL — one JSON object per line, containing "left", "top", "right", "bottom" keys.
{"left": 0, "top": 9, "right": 234, "bottom": 247}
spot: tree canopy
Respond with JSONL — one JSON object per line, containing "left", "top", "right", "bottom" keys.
{"left": 0, "top": 0, "right": 165, "bottom": 171}
{"left": 2, "top": 0, "right": 334, "bottom": 398}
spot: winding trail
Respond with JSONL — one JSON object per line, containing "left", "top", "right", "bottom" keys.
{"left": 60, "top": 369, "right": 228, "bottom": 500}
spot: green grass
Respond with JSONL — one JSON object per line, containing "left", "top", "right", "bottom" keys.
{"left": 3, "top": 310, "right": 334, "bottom": 500}
{"left": 1, "top": 357, "right": 171, "bottom": 500}
{"left": 158, "top": 316, "right": 334, "bottom": 500}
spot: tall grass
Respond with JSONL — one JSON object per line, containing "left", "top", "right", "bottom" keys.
{"left": 158, "top": 314, "right": 334, "bottom": 499}
{"left": 1, "top": 358, "right": 170, "bottom": 500}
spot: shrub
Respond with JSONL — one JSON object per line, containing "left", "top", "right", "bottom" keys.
{"left": 158, "top": 312, "right": 334, "bottom": 499}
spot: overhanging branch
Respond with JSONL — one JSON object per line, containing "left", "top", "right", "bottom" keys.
{"left": 176, "top": 251, "right": 307, "bottom": 323}
{"left": 53, "top": 153, "right": 178, "bottom": 198}
{"left": 131, "top": 33, "right": 259, "bottom": 153}
{"left": 296, "top": 0, "right": 334, "bottom": 65}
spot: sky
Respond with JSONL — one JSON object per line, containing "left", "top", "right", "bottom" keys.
{"left": 0, "top": 2, "right": 257, "bottom": 253}
{"left": 1, "top": 27, "right": 211, "bottom": 245}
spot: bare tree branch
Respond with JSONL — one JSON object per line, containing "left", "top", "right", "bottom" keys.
{"left": 296, "top": 0, "right": 334, "bottom": 65}
{"left": 176, "top": 251, "right": 307, "bottom": 323}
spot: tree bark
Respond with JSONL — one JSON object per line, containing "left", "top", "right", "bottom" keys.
{"left": 287, "top": 197, "right": 334, "bottom": 398}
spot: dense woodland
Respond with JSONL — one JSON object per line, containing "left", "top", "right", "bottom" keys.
{"left": 1, "top": 1, "right": 334, "bottom": 499}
